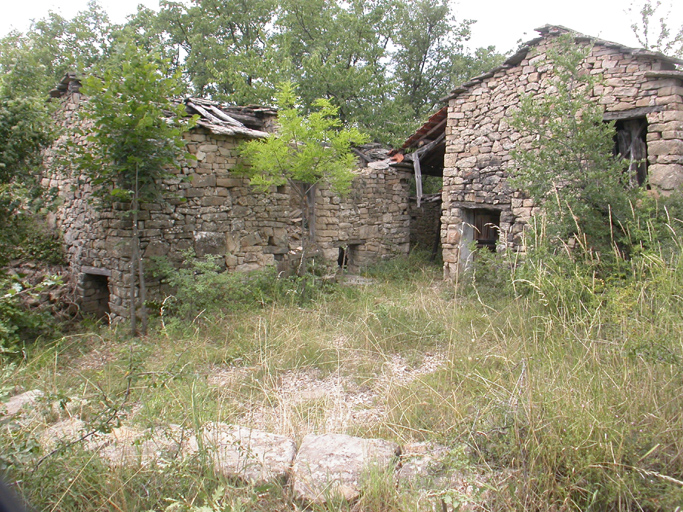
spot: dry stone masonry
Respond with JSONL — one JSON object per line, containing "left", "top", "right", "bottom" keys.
{"left": 43, "top": 75, "right": 412, "bottom": 321}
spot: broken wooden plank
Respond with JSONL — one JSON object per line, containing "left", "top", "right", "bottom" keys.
{"left": 187, "top": 101, "right": 225, "bottom": 126}
{"left": 208, "top": 105, "right": 245, "bottom": 127}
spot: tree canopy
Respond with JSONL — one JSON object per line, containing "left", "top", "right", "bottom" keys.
{"left": 0, "top": 0, "right": 504, "bottom": 146}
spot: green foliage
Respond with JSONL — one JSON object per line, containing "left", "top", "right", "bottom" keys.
{"left": 239, "top": 82, "right": 368, "bottom": 194}
{"left": 0, "top": 0, "right": 504, "bottom": 146}
{"left": 0, "top": 2, "right": 117, "bottom": 96}
{"left": 151, "top": 252, "right": 298, "bottom": 320}
{"left": 0, "top": 216, "right": 65, "bottom": 266}
{"left": 274, "top": 0, "right": 394, "bottom": 137}
{"left": 121, "top": 0, "right": 502, "bottom": 145}
{"left": 0, "top": 273, "right": 62, "bottom": 355}
{"left": 510, "top": 33, "right": 641, "bottom": 253}
{"left": 0, "top": 49, "right": 56, "bottom": 267}
{"left": 390, "top": 0, "right": 476, "bottom": 120}
{"left": 71, "top": 40, "right": 194, "bottom": 205}
{"left": 362, "top": 249, "right": 439, "bottom": 282}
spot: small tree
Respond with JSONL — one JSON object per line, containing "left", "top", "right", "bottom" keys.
{"left": 628, "top": 0, "right": 683, "bottom": 58}
{"left": 239, "top": 82, "right": 367, "bottom": 273}
{"left": 72, "top": 41, "right": 194, "bottom": 335}
{"left": 0, "top": 54, "right": 55, "bottom": 265}
{"left": 510, "top": 33, "right": 640, "bottom": 254}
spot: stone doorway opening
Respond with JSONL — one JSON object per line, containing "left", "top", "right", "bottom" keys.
{"left": 613, "top": 117, "right": 648, "bottom": 188}
{"left": 80, "top": 272, "right": 110, "bottom": 320}
{"left": 460, "top": 208, "right": 501, "bottom": 268}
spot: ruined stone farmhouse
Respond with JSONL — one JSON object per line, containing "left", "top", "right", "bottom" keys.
{"left": 44, "top": 76, "right": 412, "bottom": 320}
{"left": 396, "top": 25, "right": 683, "bottom": 279}
{"left": 44, "top": 24, "right": 683, "bottom": 317}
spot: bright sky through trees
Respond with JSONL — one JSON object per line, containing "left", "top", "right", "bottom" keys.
{"left": 2, "top": 0, "right": 682, "bottom": 54}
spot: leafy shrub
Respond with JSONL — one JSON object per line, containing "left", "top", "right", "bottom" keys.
{"left": 0, "top": 273, "right": 61, "bottom": 355}
{"left": 151, "top": 252, "right": 300, "bottom": 319}
{"left": 362, "top": 250, "right": 438, "bottom": 281}
{"left": 0, "top": 213, "right": 64, "bottom": 267}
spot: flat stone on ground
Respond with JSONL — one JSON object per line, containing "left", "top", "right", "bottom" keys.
{"left": 291, "top": 433, "right": 400, "bottom": 503}
{"left": 1, "top": 390, "right": 44, "bottom": 417}
{"left": 201, "top": 423, "right": 296, "bottom": 485}
{"left": 87, "top": 425, "right": 194, "bottom": 467}
{"left": 40, "top": 417, "right": 86, "bottom": 451}
{"left": 397, "top": 441, "right": 451, "bottom": 484}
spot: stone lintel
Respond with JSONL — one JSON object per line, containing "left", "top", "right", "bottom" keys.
{"left": 332, "top": 239, "right": 366, "bottom": 247}
{"left": 263, "top": 246, "right": 289, "bottom": 254}
{"left": 81, "top": 266, "right": 112, "bottom": 277}
{"left": 603, "top": 105, "right": 664, "bottom": 121}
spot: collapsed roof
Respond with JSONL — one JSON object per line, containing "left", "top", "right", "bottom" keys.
{"left": 50, "top": 73, "right": 275, "bottom": 139}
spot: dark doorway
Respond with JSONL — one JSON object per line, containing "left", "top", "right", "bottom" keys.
{"left": 338, "top": 247, "right": 348, "bottom": 269}
{"left": 81, "top": 273, "right": 110, "bottom": 320}
{"left": 613, "top": 117, "right": 648, "bottom": 188}
{"left": 471, "top": 209, "right": 501, "bottom": 251}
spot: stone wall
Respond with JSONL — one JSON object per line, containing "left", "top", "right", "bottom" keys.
{"left": 315, "top": 161, "right": 412, "bottom": 273}
{"left": 441, "top": 27, "right": 683, "bottom": 279}
{"left": 43, "top": 93, "right": 293, "bottom": 319}
{"left": 409, "top": 194, "right": 441, "bottom": 252}
{"left": 43, "top": 92, "right": 411, "bottom": 320}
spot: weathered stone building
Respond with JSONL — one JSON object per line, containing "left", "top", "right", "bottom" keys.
{"left": 44, "top": 75, "right": 411, "bottom": 321}
{"left": 397, "top": 25, "right": 683, "bottom": 279}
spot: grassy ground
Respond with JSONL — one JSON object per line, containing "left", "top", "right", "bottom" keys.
{"left": 2, "top": 252, "right": 683, "bottom": 511}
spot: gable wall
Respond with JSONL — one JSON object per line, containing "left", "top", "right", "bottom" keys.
{"left": 441, "top": 36, "right": 683, "bottom": 279}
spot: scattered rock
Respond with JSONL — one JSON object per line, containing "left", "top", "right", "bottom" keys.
{"left": 1, "top": 390, "right": 45, "bottom": 417}
{"left": 291, "top": 433, "right": 400, "bottom": 503}
{"left": 341, "top": 275, "right": 375, "bottom": 286}
{"left": 398, "top": 442, "right": 502, "bottom": 511}
{"left": 201, "top": 423, "right": 296, "bottom": 485}
{"left": 39, "top": 417, "right": 86, "bottom": 451}
{"left": 87, "top": 425, "right": 195, "bottom": 467}
{"left": 397, "top": 441, "right": 451, "bottom": 485}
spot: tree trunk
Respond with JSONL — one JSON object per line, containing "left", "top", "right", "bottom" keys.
{"left": 129, "top": 208, "right": 137, "bottom": 337}
{"left": 130, "top": 164, "right": 148, "bottom": 336}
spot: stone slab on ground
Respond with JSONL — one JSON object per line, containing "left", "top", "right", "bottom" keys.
{"left": 39, "top": 417, "right": 86, "bottom": 451}
{"left": 87, "top": 425, "right": 195, "bottom": 467}
{"left": 397, "top": 441, "right": 451, "bottom": 485}
{"left": 201, "top": 423, "right": 296, "bottom": 485}
{"left": 291, "top": 433, "right": 400, "bottom": 503}
{"left": 1, "top": 390, "right": 44, "bottom": 417}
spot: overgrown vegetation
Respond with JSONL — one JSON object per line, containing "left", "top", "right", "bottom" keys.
{"left": 510, "top": 33, "right": 641, "bottom": 257}
{"left": 238, "top": 82, "right": 367, "bottom": 274}
{"left": 2, "top": 227, "right": 683, "bottom": 510}
{"left": 68, "top": 40, "right": 195, "bottom": 336}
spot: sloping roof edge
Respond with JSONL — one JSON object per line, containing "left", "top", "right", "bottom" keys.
{"left": 440, "top": 24, "right": 683, "bottom": 103}
{"left": 398, "top": 106, "right": 448, "bottom": 151}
